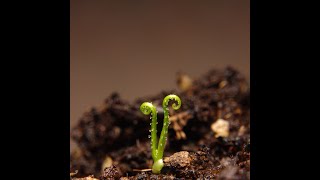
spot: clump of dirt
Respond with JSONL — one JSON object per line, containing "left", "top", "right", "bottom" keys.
{"left": 70, "top": 66, "right": 250, "bottom": 179}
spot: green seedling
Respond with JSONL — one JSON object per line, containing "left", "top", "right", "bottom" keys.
{"left": 140, "top": 94, "right": 181, "bottom": 174}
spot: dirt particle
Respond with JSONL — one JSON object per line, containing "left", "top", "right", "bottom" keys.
{"left": 219, "top": 80, "right": 228, "bottom": 88}
{"left": 165, "top": 151, "right": 191, "bottom": 168}
{"left": 101, "top": 156, "right": 113, "bottom": 172}
{"left": 218, "top": 166, "right": 238, "bottom": 179}
{"left": 100, "top": 165, "right": 120, "bottom": 180}
{"left": 238, "top": 126, "right": 246, "bottom": 136}
{"left": 211, "top": 119, "right": 230, "bottom": 138}
{"left": 177, "top": 73, "right": 193, "bottom": 92}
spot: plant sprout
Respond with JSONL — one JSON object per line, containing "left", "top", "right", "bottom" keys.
{"left": 140, "top": 94, "right": 181, "bottom": 174}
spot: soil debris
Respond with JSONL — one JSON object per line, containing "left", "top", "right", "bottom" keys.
{"left": 211, "top": 119, "right": 230, "bottom": 138}
{"left": 70, "top": 67, "right": 250, "bottom": 179}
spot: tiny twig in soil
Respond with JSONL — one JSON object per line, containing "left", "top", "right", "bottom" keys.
{"left": 132, "top": 169, "right": 152, "bottom": 172}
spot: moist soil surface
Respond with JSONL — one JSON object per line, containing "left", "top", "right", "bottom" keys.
{"left": 70, "top": 67, "right": 250, "bottom": 180}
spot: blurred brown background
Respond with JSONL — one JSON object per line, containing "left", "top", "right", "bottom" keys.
{"left": 71, "top": 0, "right": 249, "bottom": 150}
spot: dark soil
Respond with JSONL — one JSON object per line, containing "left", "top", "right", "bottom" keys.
{"left": 70, "top": 67, "right": 250, "bottom": 180}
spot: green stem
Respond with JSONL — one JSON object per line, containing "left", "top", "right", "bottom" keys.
{"left": 140, "top": 102, "right": 158, "bottom": 160}
{"left": 157, "top": 95, "right": 181, "bottom": 161}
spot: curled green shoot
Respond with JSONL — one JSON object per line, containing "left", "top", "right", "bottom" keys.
{"left": 140, "top": 94, "right": 182, "bottom": 174}
{"left": 140, "top": 102, "right": 158, "bottom": 160}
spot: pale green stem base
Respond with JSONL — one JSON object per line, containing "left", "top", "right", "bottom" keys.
{"left": 152, "top": 159, "right": 164, "bottom": 174}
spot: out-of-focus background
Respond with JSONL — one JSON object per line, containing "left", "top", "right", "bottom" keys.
{"left": 71, "top": 0, "right": 249, "bottom": 150}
